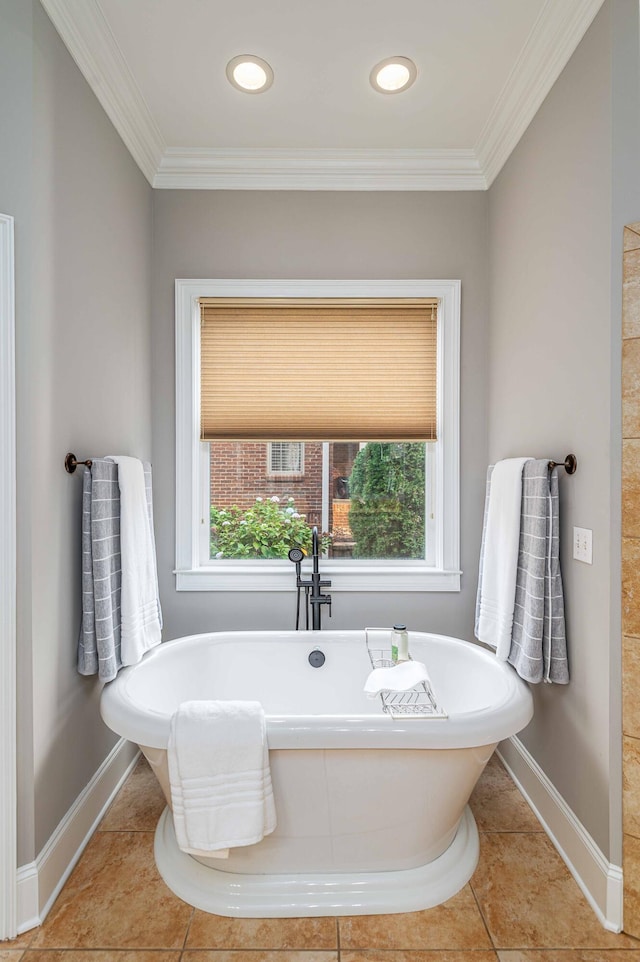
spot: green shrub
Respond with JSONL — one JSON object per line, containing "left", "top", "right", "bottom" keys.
{"left": 211, "top": 496, "right": 324, "bottom": 559}
{"left": 348, "top": 443, "right": 426, "bottom": 558}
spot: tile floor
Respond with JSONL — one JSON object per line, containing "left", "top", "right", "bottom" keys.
{"left": 3, "top": 754, "right": 640, "bottom": 961}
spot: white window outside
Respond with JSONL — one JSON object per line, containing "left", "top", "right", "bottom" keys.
{"left": 267, "top": 442, "right": 304, "bottom": 476}
{"left": 175, "top": 279, "right": 461, "bottom": 592}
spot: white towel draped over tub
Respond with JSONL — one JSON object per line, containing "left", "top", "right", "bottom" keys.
{"left": 475, "top": 458, "right": 569, "bottom": 684}
{"left": 77, "top": 457, "right": 162, "bottom": 682}
{"left": 168, "top": 700, "right": 277, "bottom": 858}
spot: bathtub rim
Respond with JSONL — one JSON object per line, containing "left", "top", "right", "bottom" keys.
{"left": 153, "top": 803, "right": 480, "bottom": 917}
{"left": 100, "top": 629, "right": 534, "bottom": 750}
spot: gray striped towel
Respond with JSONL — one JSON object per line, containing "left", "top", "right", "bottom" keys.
{"left": 77, "top": 458, "right": 160, "bottom": 682}
{"left": 476, "top": 460, "right": 569, "bottom": 684}
{"left": 509, "top": 459, "right": 569, "bottom": 684}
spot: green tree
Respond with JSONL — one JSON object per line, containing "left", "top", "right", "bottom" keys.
{"left": 348, "top": 443, "right": 426, "bottom": 558}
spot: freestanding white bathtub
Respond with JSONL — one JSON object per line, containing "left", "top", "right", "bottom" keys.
{"left": 100, "top": 629, "right": 533, "bottom": 917}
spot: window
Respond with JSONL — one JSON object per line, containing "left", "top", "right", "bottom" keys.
{"left": 268, "top": 442, "right": 304, "bottom": 476}
{"left": 209, "top": 440, "right": 430, "bottom": 561}
{"left": 176, "top": 279, "right": 460, "bottom": 591}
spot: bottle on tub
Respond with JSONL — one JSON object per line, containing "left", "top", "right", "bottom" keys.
{"left": 391, "top": 624, "right": 409, "bottom": 663}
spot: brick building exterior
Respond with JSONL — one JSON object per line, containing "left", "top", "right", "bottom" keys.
{"left": 210, "top": 442, "right": 324, "bottom": 526}
{"left": 209, "top": 441, "right": 359, "bottom": 552}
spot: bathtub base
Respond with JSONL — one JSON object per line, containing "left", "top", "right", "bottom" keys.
{"left": 153, "top": 804, "right": 480, "bottom": 918}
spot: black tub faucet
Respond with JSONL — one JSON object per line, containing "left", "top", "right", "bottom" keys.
{"left": 288, "top": 526, "right": 332, "bottom": 630}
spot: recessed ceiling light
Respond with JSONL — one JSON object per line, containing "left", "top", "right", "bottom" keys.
{"left": 370, "top": 57, "right": 417, "bottom": 94}
{"left": 226, "top": 55, "right": 274, "bottom": 93}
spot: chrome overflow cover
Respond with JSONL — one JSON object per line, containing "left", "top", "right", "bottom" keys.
{"left": 308, "top": 649, "right": 325, "bottom": 668}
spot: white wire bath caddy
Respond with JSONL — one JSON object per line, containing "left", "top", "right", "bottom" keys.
{"left": 365, "top": 627, "right": 448, "bottom": 720}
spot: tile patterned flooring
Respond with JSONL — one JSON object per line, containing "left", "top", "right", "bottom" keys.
{"left": 3, "top": 754, "right": 640, "bottom": 961}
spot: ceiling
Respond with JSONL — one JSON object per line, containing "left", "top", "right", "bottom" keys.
{"left": 40, "top": 0, "right": 605, "bottom": 190}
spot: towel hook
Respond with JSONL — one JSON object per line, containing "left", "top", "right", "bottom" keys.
{"left": 65, "top": 452, "right": 92, "bottom": 474}
{"left": 548, "top": 454, "right": 577, "bottom": 475}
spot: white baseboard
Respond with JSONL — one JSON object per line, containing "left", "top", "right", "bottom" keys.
{"left": 16, "top": 863, "right": 38, "bottom": 935}
{"left": 15, "top": 733, "right": 622, "bottom": 934}
{"left": 498, "top": 735, "right": 623, "bottom": 933}
{"left": 17, "top": 737, "right": 139, "bottom": 933}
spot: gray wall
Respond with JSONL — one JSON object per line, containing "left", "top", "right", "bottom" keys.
{"left": 152, "top": 190, "right": 490, "bottom": 642}
{"left": 488, "top": 1, "right": 640, "bottom": 859}
{"left": 30, "top": 4, "right": 154, "bottom": 854}
{"left": 0, "top": 0, "right": 154, "bottom": 860}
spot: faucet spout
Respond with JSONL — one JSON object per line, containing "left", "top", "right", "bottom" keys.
{"left": 309, "top": 526, "right": 331, "bottom": 630}
{"left": 309, "top": 527, "right": 332, "bottom": 630}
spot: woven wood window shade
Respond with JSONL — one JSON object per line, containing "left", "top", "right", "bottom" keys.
{"left": 200, "top": 298, "right": 438, "bottom": 442}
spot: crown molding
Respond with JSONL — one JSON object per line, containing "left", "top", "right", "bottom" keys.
{"left": 154, "top": 147, "right": 486, "bottom": 191}
{"left": 475, "top": 0, "right": 606, "bottom": 187}
{"left": 40, "top": 0, "right": 604, "bottom": 191}
{"left": 39, "top": 0, "right": 165, "bottom": 184}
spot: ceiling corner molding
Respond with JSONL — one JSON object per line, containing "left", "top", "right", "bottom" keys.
{"left": 475, "top": 0, "right": 606, "bottom": 188}
{"left": 39, "top": 0, "right": 165, "bottom": 184}
{"left": 153, "top": 147, "right": 487, "bottom": 191}
{"left": 39, "top": 0, "right": 605, "bottom": 192}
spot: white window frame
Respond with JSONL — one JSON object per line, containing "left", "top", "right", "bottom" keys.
{"left": 175, "top": 278, "right": 460, "bottom": 592}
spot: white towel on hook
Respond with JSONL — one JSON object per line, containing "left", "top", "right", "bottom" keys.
{"left": 168, "top": 700, "right": 276, "bottom": 858}
{"left": 106, "top": 456, "right": 162, "bottom": 666}
{"left": 475, "top": 457, "right": 532, "bottom": 660}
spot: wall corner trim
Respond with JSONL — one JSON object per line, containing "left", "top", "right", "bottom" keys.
{"left": 0, "top": 213, "right": 16, "bottom": 942}
{"left": 16, "top": 737, "right": 139, "bottom": 933}
{"left": 498, "top": 736, "right": 623, "bottom": 933}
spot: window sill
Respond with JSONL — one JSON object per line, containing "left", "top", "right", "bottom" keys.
{"left": 265, "top": 473, "right": 306, "bottom": 480}
{"left": 174, "top": 564, "right": 461, "bottom": 593}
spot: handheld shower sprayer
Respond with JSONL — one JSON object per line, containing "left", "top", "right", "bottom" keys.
{"left": 288, "top": 545, "right": 304, "bottom": 569}
{"left": 288, "top": 546, "right": 306, "bottom": 629}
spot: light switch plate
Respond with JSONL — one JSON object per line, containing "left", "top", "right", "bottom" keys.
{"left": 573, "top": 526, "right": 593, "bottom": 564}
